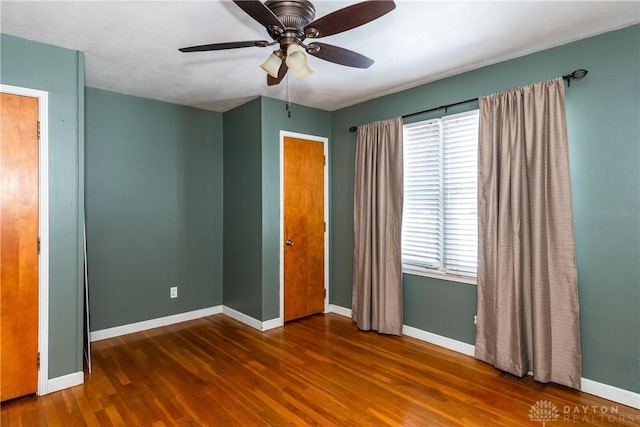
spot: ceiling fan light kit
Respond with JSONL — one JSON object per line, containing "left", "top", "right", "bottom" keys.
{"left": 179, "top": 0, "right": 396, "bottom": 85}
{"left": 260, "top": 51, "right": 283, "bottom": 78}
{"left": 293, "top": 62, "right": 314, "bottom": 80}
{"left": 285, "top": 44, "right": 313, "bottom": 79}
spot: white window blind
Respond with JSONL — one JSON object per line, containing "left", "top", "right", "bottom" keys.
{"left": 402, "top": 109, "right": 479, "bottom": 279}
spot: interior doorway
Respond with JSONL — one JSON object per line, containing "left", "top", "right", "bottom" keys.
{"left": 281, "top": 132, "right": 328, "bottom": 322}
{"left": 0, "top": 84, "right": 49, "bottom": 398}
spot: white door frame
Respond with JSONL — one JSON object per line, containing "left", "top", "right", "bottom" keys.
{"left": 1, "top": 84, "right": 50, "bottom": 395}
{"left": 279, "top": 131, "right": 329, "bottom": 322}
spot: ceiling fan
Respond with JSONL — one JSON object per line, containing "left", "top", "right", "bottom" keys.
{"left": 179, "top": 0, "right": 396, "bottom": 86}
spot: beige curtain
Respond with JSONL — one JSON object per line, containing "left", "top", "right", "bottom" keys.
{"left": 352, "top": 117, "right": 404, "bottom": 335}
{"left": 475, "top": 78, "right": 582, "bottom": 389}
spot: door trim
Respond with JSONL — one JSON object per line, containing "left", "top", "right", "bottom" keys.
{"left": 279, "top": 131, "right": 329, "bottom": 323}
{"left": 1, "top": 84, "right": 49, "bottom": 396}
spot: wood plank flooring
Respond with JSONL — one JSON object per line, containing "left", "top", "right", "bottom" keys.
{"left": 1, "top": 313, "right": 639, "bottom": 426}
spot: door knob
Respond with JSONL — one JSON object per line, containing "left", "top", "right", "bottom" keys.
{"left": 286, "top": 239, "right": 294, "bottom": 246}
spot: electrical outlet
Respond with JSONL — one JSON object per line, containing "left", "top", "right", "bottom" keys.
{"left": 473, "top": 314, "right": 477, "bottom": 325}
{"left": 170, "top": 286, "right": 178, "bottom": 299}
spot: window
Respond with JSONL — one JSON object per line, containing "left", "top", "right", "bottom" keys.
{"left": 402, "top": 110, "right": 479, "bottom": 282}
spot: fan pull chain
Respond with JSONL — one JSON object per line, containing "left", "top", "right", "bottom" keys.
{"left": 286, "top": 71, "right": 292, "bottom": 118}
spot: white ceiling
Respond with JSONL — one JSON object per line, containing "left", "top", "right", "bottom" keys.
{"left": 2, "top": 1, "right": 638, "bottom": 112}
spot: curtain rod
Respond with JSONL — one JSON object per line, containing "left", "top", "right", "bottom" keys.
{"left": 348, "top": 69, "right": 588, "bottom": 133}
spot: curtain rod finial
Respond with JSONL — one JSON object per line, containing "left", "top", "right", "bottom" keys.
{"left": 349, "top": 126, "right": 358, "bottom": 133}
{"left": 563, "top": 69, "right": 588, "bottom": 86}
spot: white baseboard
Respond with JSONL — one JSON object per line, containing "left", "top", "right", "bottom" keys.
{"left": 222, "top": 306, "right": 262, "bottom": 330}
{"left": 45, "top": 371, "right": 84, "bottom": 395}
{"left": 329, "top": 305, "right": 638, "bottom": 409}
{"left": 581, "top": 378, "right": 640, "bottom": 410}
{"left": 329, "top": 304, "right": 474, "bottom": 357}
{"left": 401, "top": 324, "right": 476, "bottom": 357}
{"left": 91, "top": 305, "right": 281, "bottom": 343}
{"left": 329, "top": 304, "right": 352, "bottom": 318}
{"left": 90, "top": 306, "right": 222, "bottom": 342}
{"left": 222, "top": 306, "right": 282, "bottom": 331}
{"left": 262, "top": 317, "right": 284, "bottom": 331}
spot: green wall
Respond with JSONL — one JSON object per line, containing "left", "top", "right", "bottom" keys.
{"left": 222, "top": 97, "right": 331, "bottom": 321}
{"left": 85, "top": 88, "right": 223, "bottom": 330}
{"left": 222, "top": 98, "right": 264, "bottom": 319}
{"left": 329, "top": 24, "right": 640, "bottom": 393}
{"left": 1, "top": 34, "right": 85, "bottom": 379}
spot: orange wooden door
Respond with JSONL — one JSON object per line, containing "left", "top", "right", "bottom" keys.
{"left": 283, "top": 136, "right": 325, "bottom": 322}
{"left": 1, "top": 92, "right": 40, "bottom": 401}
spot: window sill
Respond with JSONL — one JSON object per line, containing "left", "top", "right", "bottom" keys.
{"left": 402, "top": 265, "right": 477, "bottom": 286}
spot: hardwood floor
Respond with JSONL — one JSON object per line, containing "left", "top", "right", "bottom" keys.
{"left": 1, "top": 313, "right": 639, "bottom": 426}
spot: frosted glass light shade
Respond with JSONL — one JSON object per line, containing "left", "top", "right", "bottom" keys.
{"left": 260, "top": 52, "right": 282, "bottom": 78}
{"left": 293, "top": 63, "right": 313, "bottom": 79}
{"left": 285, "top": 44, "right": 313, "bottom": 79}
{"left": 285, "top": 44, "right": 306, "bottom": 70}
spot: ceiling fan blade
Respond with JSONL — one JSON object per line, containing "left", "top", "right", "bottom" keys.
{"left": 304, "top": 0, "right": 396, "bottom": 38}
{"left": 267, "top": 62, "right": 288, "bottom": 86}
{"left": 306, "top": 43, "right": 374, "bottom": 69}
{"left": 179, "top": 40, "right": 268, "bottom": 52}
{"left": 233, "top": 0, "right": 284, "bottom": 30}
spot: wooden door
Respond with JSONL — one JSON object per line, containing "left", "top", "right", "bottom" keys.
{"left": 283, "top": 136, "right": 325, "bottom": 322}
{"left": 1, "top": 92, "right": 40, "bottom": 401}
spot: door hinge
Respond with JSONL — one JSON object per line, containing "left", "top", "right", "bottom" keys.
{"left": 37, "top": 352, "right": 40, "bottom": 371}
{"left": 324, "top": 222, "right": 326, "bottom": 232}
{"left": 323, "top": 155, "right": 326, "bottom": 166}
{"left": 37, "top": 121, "right": 41, "bottom": 140}
{"left": 324, "top": 289, "right": 326, "bottom": 298}
{"left": 38, "top": 237, "right": 41, "bottom": 255}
